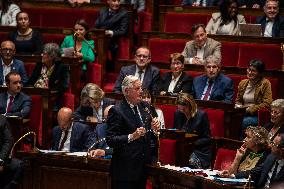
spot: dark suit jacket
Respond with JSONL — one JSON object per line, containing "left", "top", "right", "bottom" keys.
{"left": 106, "top": 99, "right": 157, "bottom": 181}
{"left": 265, "top": 122, "right": 284, "bottom": 142}
{"left": 0, "top": 92, "right": 31, "bottom": 118}
{"left": 193, "top": 73, "right": 234, "bottom": 103}
{"left": 0, "top": 115, "right": 13, "bottom": 163}
{"left": 51, "top": 122, "right": 93, "bottom": 152}
{"left": 113, "top": 64, "right": 160, "bottom": 95}
{"left": 0, "top": 59, "right": 28, "bottom": 86}
{"left": 181, "top": 0, "right": 220, "bottom": 6}
{"left": 27, "top": 61, "right": 69, "bottom": 95}
{"left": 174, "top": 109, "right": 212, "bottom": 168}
{"left": 73, "top": 98, "right": 116, "bottom": 121}
{"left": 159, "top": 72, "right": 193, "bottom": 96}
{"left": 256, "top": 15, "right": 284, "bottom": 37}
{"left": 236, "top": 154, "right": 284, "bottom": 188}
{"left": 95, "top": 7, "right": 129, "bottom": 52}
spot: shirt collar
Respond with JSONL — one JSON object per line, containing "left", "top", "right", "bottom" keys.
{"left": 136, "top": 65, "right": 146, "bottom": 73}
{"left": 1, "top": 58, "right": 13, "bottom": 67}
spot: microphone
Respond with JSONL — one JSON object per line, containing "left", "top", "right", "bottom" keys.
{"left": 73, "top": 31, "right": 97, "bottom": 55}
{"left": 9, "top": 131, "right": 38, "bottom": 159}
{"left": 84, "top": 138, "right": 106, "bottom": 164}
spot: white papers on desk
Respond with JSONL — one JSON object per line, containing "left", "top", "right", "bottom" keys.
{"left": 65, "top": 152, "right": 87, "bottom": 156}
{"left": 213, "top": 177, "right": 250, "bottom": 183}
{"left": 62, "top": 47, "right": 74, "bottom": 57}
{"left": 38, "top": 149, "right": 67, "bottom": 153}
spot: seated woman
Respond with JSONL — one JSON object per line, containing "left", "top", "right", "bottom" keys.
{"left": 235, "top": 59, "right": 272, "bottom": 139}
{"left": 265, "top": 99, "right": 284, "bottom": 142}
{"left": 141, "top": 89, "right": 165, "bottom": 129}
{"left": 174, "top": 93, "right": 212, "bottom": 169}
{"left": 73, "top": 83, "right": 115, "bottom": 123}
{"left": 27, "top": 43, "right": 69, "bottom": 110}
{"left": 0, "top": 0, "right": 20, "bottom": 26}
{"left": 206, "top": 0, "right": 246, "bottom": 35}
{"left": 61, "top": 19, "right": 95, "bottom": 82}
{"left": 159, "top": 53, "right": 193, "bottom": 96}
{"left": 8, "top": 11, "right": 43, "bottom": 55}
{"left": 220, "top": 126, "right": 269, "bottom": 177}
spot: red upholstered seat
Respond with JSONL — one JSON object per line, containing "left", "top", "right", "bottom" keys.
{"left": 29, "top": 95, "right": 43, "bottom": 146}
{"left": 164, "top": 13, "right": 209, "bottom": 33}
{"left": 186, "top": 71, "right": 203, "bottom": 78}
{"left": 238, "top": 43, "right": 282, "bottom": 70}
{"left": 221, "top": 42, "right": 239, "bottom": 67}
{"left": 226, "top": 74, "right": 246, "bottom": 101}
{"left": 139, "top": 11, "right": 152, "bottom": 32}
{"left": 266, "top": 77, "right": 279, "bottom": 99}
{"left": 258, "top": 108, "right": 270, "bottom": 127}
{"left": 160, "top": 139, "right": 176, "bottom": 165}
{"left": 43, "top": 33, "right": 65, "bottom": 45}
{"left": 213, "top": 148, "right": 236, "bottom": 170}
{"left": 103, "top": 73, "right": 118, "bottom": 92}
{"left": 203, "top": 108, "right": 224, "bottom": 137}
{"left": 0, "top": 32, "right": 9, "bottom": 43}
{"left": 118, "top": 37, "right": 131, "bottom": 59}
{"left": 86, "top": 63, "right": 102, "bottom": 86}
{"left": 24, "top": 63, "right": 36, "bottom": 77}
{"left": 155, "top": 104, "right": 177, "bottom": 129}
{"left": 62, "top": 93, "right": 75, "bottom": 111}
{"left": 149, "top": 38, "right": 187, "bottom": 63}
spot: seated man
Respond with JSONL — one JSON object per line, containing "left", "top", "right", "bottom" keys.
{"left": 73, "top": 83, "right": 116, "bottom": 123}
{"left": 192, "top": 55, "right": 234, "bottom": 103}
{"left": 0, "top": 40, "right": 28, "bottom": 86}
{"left": 94, "top": 0, "right": 129, "bottom": 71}
{"left": 182, "top": 24, "right": 221, "bottom": 65}
{"left": 0, "top": 115, "right": 24, "bottom": 189}
{"left": 113, "top": 46, "right": 160, "bottom": 95}
{"left": 181, "top": 0, "right": 220, "bottom": 6}
{"left": 0, "top": 71, "right": 31, "bottom": 118}
{"left": 235, "top": 133, "right": 284, "bottom": 188}
{"left": 256, "top": 0, "right": 284, "bottom": 37}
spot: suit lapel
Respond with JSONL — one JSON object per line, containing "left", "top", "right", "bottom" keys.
{"left": 173, "top": 72, "right": 184, "bottom": 93}
{"left": 0, "top": 65, "right": 3, "bottom": 84}
{"left": 142, "top": 66, "right": 151, "bottom": 88}
{"left": 210, "top": 74, "right": 220, "bottom": 99}
{"left": 70, "top": 124, "right": 76, "bottom": 151}
{"left": 121, "top": 100, "right": 138, "bottom": 130}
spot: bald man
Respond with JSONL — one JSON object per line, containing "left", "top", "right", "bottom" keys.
{"left": 0, "top": 40, "right": 28, "bottom": 86}
{"left": 51, "top": 107, "right": 94, "bottom": 152}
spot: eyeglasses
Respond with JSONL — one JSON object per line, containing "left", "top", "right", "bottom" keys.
{"left": 135, "top": 54, "right": 150, "bottom": 59}
{"left": 1, "top": 48, "right": 14, "bottom": 52}
{"left": 270, "top": 141, "right": 279, "bottom": 148}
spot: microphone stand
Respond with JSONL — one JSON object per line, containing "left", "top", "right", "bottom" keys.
{"left": 243, "top": 174, "right": 252, "bottom": 189}
{"left": 9, "top": 131, "right": 38, "bottom": 159}
{"left": 74, "top": 32, "right": 97, "bottom": 56}
{"left": 84, "top": 138, "right": 106, "bottom": 164}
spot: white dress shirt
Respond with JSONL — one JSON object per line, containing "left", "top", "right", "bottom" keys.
{"left": 59, "top": 123, "right": 73, "bottom": 152}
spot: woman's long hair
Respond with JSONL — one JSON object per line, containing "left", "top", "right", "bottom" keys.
{"left": 219, "top": 0, "right": 239, "bottom": 29}
{"left": 0, "top": 0, "right": 13, "bottom": 13}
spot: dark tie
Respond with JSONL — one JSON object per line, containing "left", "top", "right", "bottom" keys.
{"left": 108, "top": 11, "right": 115, "bottom": 18}
{"left": 6, "top": 96, "right": 14, "bottom": 113}
{"left": 133, "top": 106, "right": 143, "bottom": 127}
{"left": 271, "top": 161, "right": 280, "bottom": 182}
{"left": 202, "top": 80, "right": 213, "bottom": 100}
{"left": 58, "top": 130, "right": 69, "bottom": 151}
{"left": 138, "top": 70, "right": 144, "bottom": 81}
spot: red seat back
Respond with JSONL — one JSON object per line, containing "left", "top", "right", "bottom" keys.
{"left": 238, "top": 43, "right": 282, "bottom": 70}
{"left": 214, "top": 148, "right": 236, "bottom": 170}
{"left": 221, "top": 42, "right": 239, "bottom": 67}
{"left": 87, "top": 63, "right": 102, "bottom": 86}
{"left": 29, "top": 95, "right": 43, "bottom": 146}
{"left": 227, "top": 74, "right": 246, "bottom": 102}
{"left": 203, "top": 108, "right": 224, "bottom": 137}
{"left": 164, "top": 13, "right": 209, "bottom": 33}
{"left": 267, "top": 77, "right": 279, "bottom": 99}
{"left": 155, "top": 104, "right": 177, "bottom": 129}
{"left": 24, "top": 63, "right": 36, "bottom": 77}
{"left": 160, "top": 139, "right": 176, "bottom": 165}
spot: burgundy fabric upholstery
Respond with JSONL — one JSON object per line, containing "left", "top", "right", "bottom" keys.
{"left": 238, "top": 43, "right": 282, "bottom": 70}
{"left": 63, "top": 93, "right": 75, "bottom": 111}
{"left": 30, "top": 95, "right": 43, "bottom": 146}
{"left": 258, "top": 108, "right": 270, "bottom": 127}
{"left": 221, "top": 42, "right": 239, "bottom": 67}
{"left": 266, "top": 77, "right": 279, "bottom": 99}
{"left": 24, "top": 63, "right": 36, "bottom": 77}
{"left": 103, "top": 73, "right": 118, "bottom": 92}
{"left": 155, "top": 104, "right": 177, "bottom": 129}
{"left": 213, "top": 148, "right": 236, "bottom": 170}
{"left": 160, "top": 139, "right": 176, "bottom": 165}
{"left": 149, "top": 38, "right": 187, "bottom": 63}
{"left": 186, "top": 71, "right": 203, "bottom": 78}
{"left": 203, "top": 108, "right": 225, "bottom": 137}
{"left": 139, "top": 11, "right": 152, "bottom": 32}
{"left": 118, "top": 38, "right": 131, "bottom": 59}
{"left": 0, "top": 32, "right": 9, "bottom": 43}
{"left": 86, "top": 63, "right": 102, "bottom": 86}
{"left": 249, "top": 15, "right": 257, "bottom": 23}
{"left": 42, "top": 33, "right": 65, "bottom": 45}
{"left": 164, "top": 13, "right": 209, "bottom": 33}
{"left": 227, "top": 74, "right": 246, "bottom": 101}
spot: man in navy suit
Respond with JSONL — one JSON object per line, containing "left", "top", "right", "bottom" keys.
{"left": 113, "top": 46, "right": 160, "bottom": 95}
{"left": 0, "top": 72, "right": 31, "bottom": 118}
{"left": 0, "top": 40, "right": 28, "bottom": 86}
{"left": 95, "top": 0, "right": 129, "bottom": 71}
{"left": 235, "top": 133, "right": 284, "bottom": 188}
{"left": 107, "top": 75, "right": 159, "bottom": 189}
{"left": 52, "top": 107, "right": 95, "bottom": 152}
{"left": 256, "top": 0, "right": 284, "bottom": 37}
{"left": 192, "top": 55, "right": 234, "bottom": 103}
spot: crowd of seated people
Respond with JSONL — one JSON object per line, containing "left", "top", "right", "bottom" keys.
{"left": 8, "top": 11, "right": 43, "bottom": 55}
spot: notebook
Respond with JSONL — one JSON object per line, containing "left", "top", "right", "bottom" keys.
{"left": 239, "top": 23, "right": 262, "bottom": 37}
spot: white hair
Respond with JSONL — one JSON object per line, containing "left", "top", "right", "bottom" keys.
{"left": 121, "top": 75, "right": 139, "bottom": 95}
{"left": 271, "top": 99, "right": 284, "bottom": 111}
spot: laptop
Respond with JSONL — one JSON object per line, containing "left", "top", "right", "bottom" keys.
{"left": 239, "top": 23, "right": 262, "bottom": 37}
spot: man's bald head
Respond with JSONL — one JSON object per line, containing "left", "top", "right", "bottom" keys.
{"left": 57, "top": 107, "right": 73, "bottom": 131}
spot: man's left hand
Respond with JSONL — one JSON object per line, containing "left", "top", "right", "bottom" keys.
{"left": 151, "top": 117, "right": 160, "bottom": 135}
{"left": 89, "top": 149, "right": 106, "bottom": 157}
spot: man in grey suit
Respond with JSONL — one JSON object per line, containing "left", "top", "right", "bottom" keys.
{"left": 182, "top": 24, "right": 221, "bottom": 65}
{"left": 0, "top": 40, "right": 28, "bottom": 86}
{"left": 0, "top": 71, "right": 31, "bottom": 118}
{"left": 113, "top": 46, "right": 160, "bottom": 95}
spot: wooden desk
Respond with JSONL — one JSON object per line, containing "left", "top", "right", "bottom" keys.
{"left": 16, "top": 151, "right": 111, "bottom": 189}
{"left": 6, "top": 116, "right": 30, "bottom": 141}
{"left": 147, "top": 165, "right": 251, "bottom": 189}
